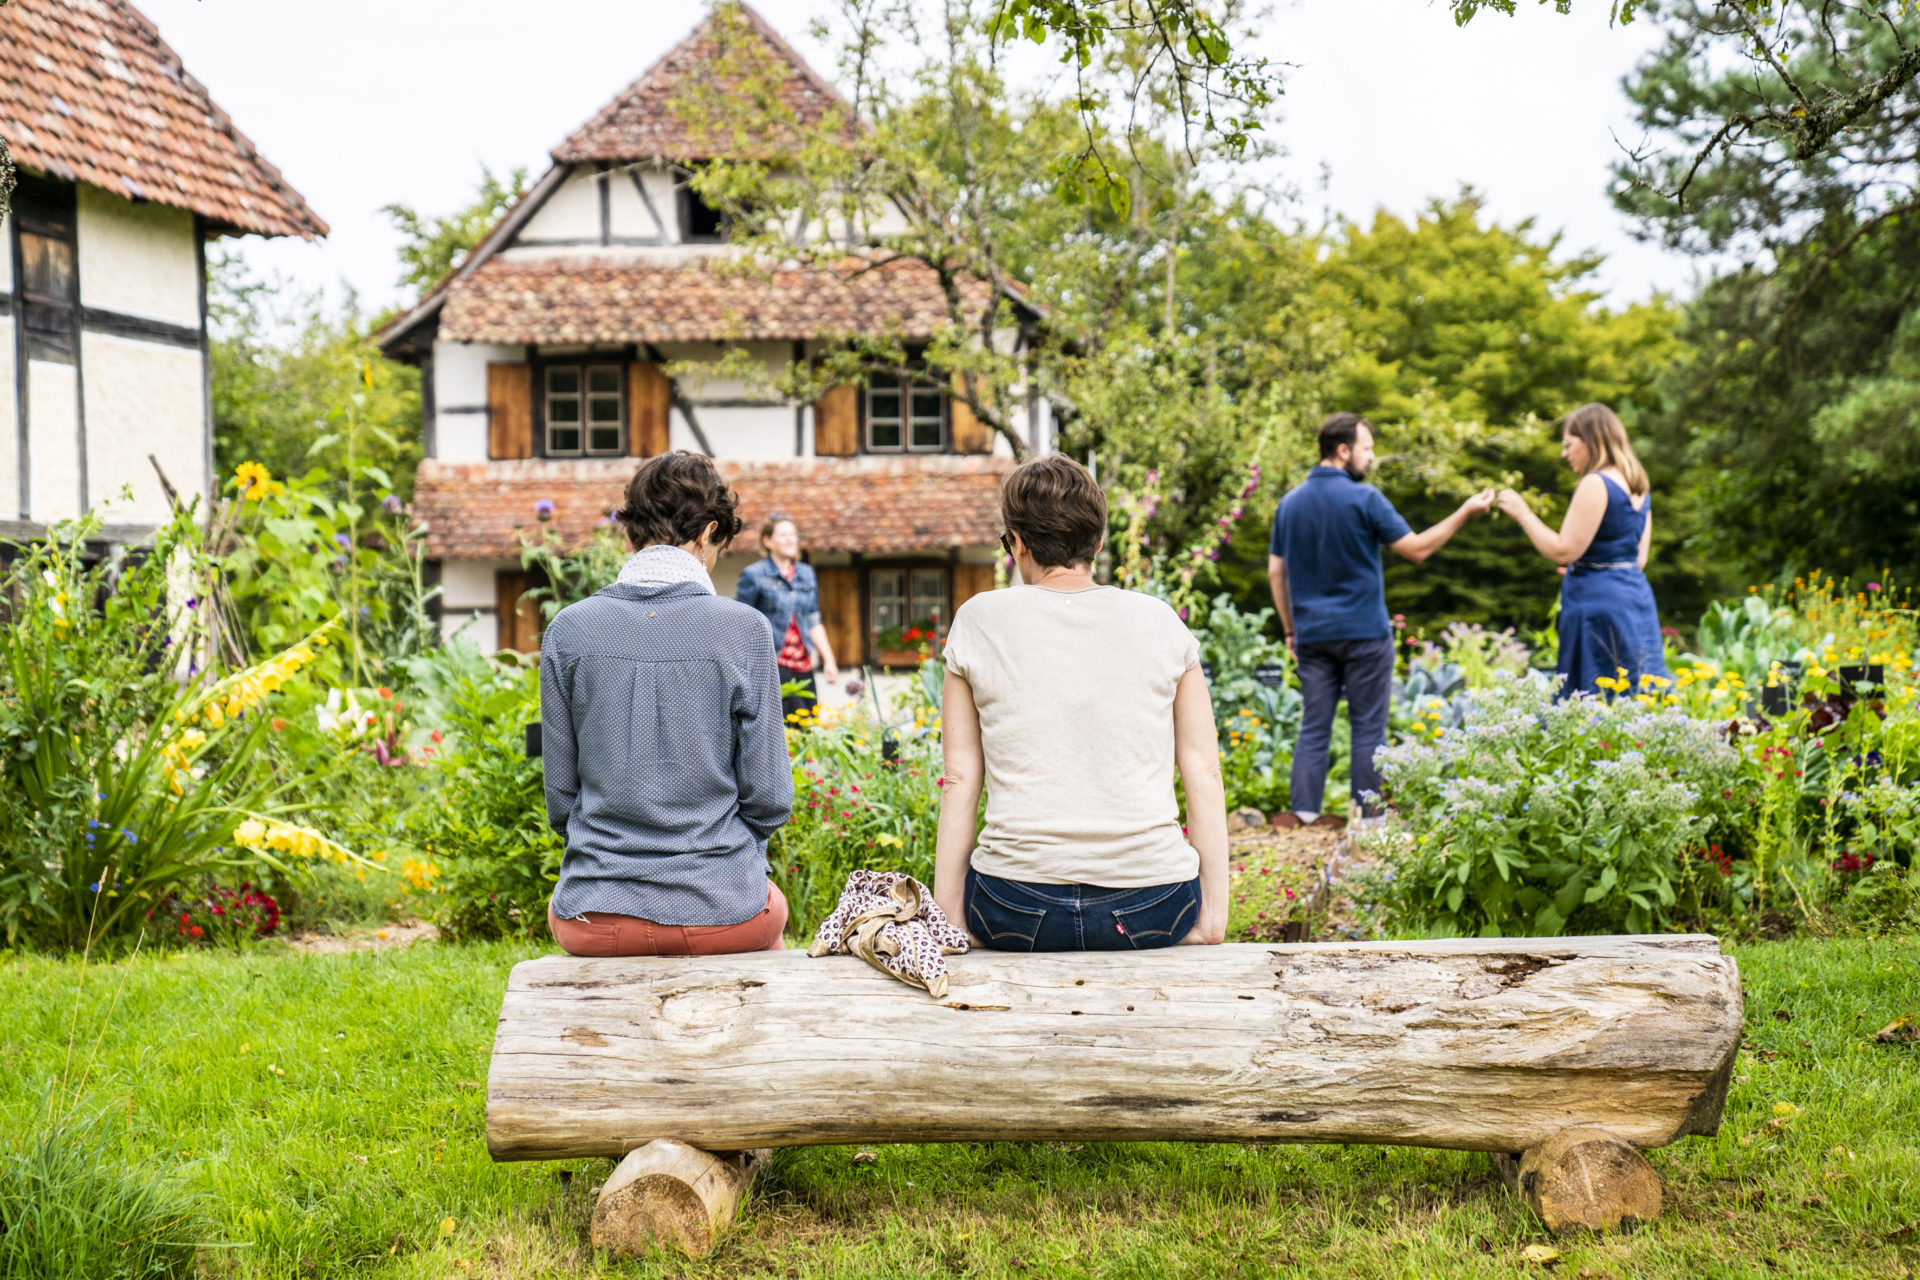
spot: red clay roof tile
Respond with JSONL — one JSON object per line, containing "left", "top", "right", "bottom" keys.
{"left": 552, "top": 2, "right": 845, "bottom": 164}
{"left": 0, "top": 0, "right": 325, "bottom": 238}
{"left": 412, "top": 456, "right": 1009, "bottom": 560}
{"left": 437, "top": 254, "right": 993, "bottom": 345}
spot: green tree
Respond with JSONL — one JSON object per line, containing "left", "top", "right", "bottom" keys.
{"left": 1619, "top": 0, "right": 1920, "bottom": 589}
{"left": 208, "top": 251, "right": 420, "bottom": 498}
{"left": 1214, "top": 195, "right": 1701, "bottom": 636}
{"left": 382, "top": 166, "right": 528, "bottom": 292}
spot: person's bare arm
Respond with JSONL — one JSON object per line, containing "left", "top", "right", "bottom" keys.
{"left": 1497, "top": 475, "right": 1607, "bottom": 565}
{"left": 1637, "top": 504, "right": 1653, "bottom": 572}
{"left": 1267, "top": 555, "right": 1295, "bottom": 656}
{"left": 806, "top": 623, "right": 839, "bottom": 682}
{"left": 933, "top": 670, "right": 985, "bottom": 933}
{"left": 1388, "top": 489, "right": 1495, "bottom": 563}
{"left": 1172, "top": 665, "right": 1229, "bottom": 946}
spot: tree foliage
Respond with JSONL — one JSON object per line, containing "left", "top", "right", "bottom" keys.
{"left": 208, "top": 252, "right": 420, "bottom": 499}
{"left": 1620, "top": 0, "right": 1920, "bottom": 588}
{"left": 382, "top": 166, "right": 529, "bottom": 293}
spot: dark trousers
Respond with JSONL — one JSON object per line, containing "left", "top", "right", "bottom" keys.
{"left": 964, "top": 868, "right": 1200, "bottom": 951}
{"left": 779, "top": 669, "right": 817, "bottom": 724}
{"left": 1290, "top": 635, "right": 1396, "bottom": 817}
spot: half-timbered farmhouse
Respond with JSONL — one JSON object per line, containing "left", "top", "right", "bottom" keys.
{"left": 0, "top": 0, "right": 326, "bottom": 541}
{"left": 377, "top": 3, "right": 1048, "bottom": 665}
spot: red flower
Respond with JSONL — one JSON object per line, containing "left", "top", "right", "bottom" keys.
{"left": 270, "top": 718, "right": 287, "bottom": 732}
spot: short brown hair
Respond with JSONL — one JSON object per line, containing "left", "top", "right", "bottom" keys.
{"left": 1001, "top": 454, "right": 1106, "bottom": 569}
{"left": 614, "top": 451, "right": 744, "bottom": 550}
{"left": 1318, "top": 412, "right": 1371, "bottom": 460}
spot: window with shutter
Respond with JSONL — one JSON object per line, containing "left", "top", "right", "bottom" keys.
{"left": 487, "top": 364, "right": 534, "bottom": 459}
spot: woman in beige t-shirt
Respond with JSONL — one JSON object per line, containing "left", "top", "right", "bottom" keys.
{"left": 932, "top": 455, "right": 1229, "bottom": 950}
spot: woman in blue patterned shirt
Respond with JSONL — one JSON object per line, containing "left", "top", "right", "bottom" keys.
{"left": 540, "top": 452, "right": 794, "bottom": 956}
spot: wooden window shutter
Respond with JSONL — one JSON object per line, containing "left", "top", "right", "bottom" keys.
{"left": 814, "top": 384, "right": 858, "bottom": 456}
{"left": 495, "top": 570, "right": 541, "bottom": 653}
{"left": 952, "top": 563, "right": 996, "bottom": 616}
{"left": 629, "top": 362, "right": 671, "bottom": 457}
{"left": 487, "top": 363, "right": 534, "bottom": 459}
{"left": 950, "top": 378, "right": 995, "bottom": 454}
{"left": 817, "top": 566, "right": 862, "bottom": 666}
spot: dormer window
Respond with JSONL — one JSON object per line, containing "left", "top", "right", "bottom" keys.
{"left": 866, "top": 371, "right": 946, "bottom": 452}
{"left": 676, "top": 167, "right": 726, "bottom": 243}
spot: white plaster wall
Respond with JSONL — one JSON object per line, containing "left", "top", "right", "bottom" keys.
{"left": 0, "top": 318, "right": 16, "bottom": 518}
{"left": 76, "top": 186, "right": 200, "bottom": 329}
{"left": 606, "top": 163, "right": 669, "bottom": 241}
{"left": 686, "top": 405, "right": 796, "bottom": 460}
{"left": 440, "top": 559, "right": 505, "bottom": 608}
{"left": 437, "top": 559, "right": 517, "bottom": 652}
{"left": 658, "top": 340, "right": 790, "bottom": 398}
{"left": 518, "top": 167, "right": 601, "bottom": 243}
{"left": 0, "top": 213, "right": 10, "bottom": 291}
{"left": 433, "top": 340, "right": 521, "bottom": 462}
{"left": 27, "top": 360, "right": 82, "bottom": 522}
{"left": 440, "top": 608, "right": 499, "bottom": 653}
{"left": 84, "top": 334, "right": 204, "bottom": 522}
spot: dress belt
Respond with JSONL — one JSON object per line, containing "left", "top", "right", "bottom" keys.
{"left": 1570, "top": 560, "right": 1639, "bottom": 571}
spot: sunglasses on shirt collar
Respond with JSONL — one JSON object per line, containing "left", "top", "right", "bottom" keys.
{"left": 999, "top": 531, "right": 1016, "bottom": 557}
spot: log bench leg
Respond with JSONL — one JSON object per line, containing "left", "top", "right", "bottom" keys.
{"left": 590, "top": 1139, "right": 768, "bottom": 1258}
{"left": 1494, "top": 1127, "right": 1662, "bottom": 1234}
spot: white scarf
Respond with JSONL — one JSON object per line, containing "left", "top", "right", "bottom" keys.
{"left": 616, "top": 545, "right": 715, "bottom": 594}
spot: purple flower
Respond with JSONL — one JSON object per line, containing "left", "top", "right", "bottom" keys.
{"left": 535, "top": 498, "right": 557, "bottom": 522}
{"left": 382, "top": 495, "right": 404, "bottom": 514}
{"left": 1868, "top": 582, "right": 1882, "bottom": 591}
{"left": 330, "top": 555, "right": 348, "bottom": 572}
{"left": 334, "top": 533, "right": 353, "bottom": 552}
{"left": 1178, "top": 606, "right": 1190, "bottom": 620}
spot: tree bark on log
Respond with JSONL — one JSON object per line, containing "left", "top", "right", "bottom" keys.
{"left": 1494, "top": 1127, "right": 1664, "bottom": 1233}
{"left": 487, "top": 936, "right": 1741, "bottom": 1161}
{"left": 589, "top": 1140, "right": 765, "bottom": 1258}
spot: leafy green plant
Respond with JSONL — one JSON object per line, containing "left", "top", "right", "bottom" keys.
{"left": 1363, "top": 673, "right": 1748, "bottom": 936}
{"left": 519, "top": 521, "right": 626, "bottom": 623}
{"left": 396, "top": 646, "right": 560, "bottom": 941}
{"left": 0, "top": 512, "right": 358, "bottom": 950}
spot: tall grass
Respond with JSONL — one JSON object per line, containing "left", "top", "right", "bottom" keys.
{"left": 0, "top": 1110, "right": 207, "bottom": 1280}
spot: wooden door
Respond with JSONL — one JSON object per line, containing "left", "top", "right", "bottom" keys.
{"left": 815, "top": 384, "right": 859, "bottom": 456}
{"left": 629, "top": 362, "right": 671, "bottom": 456}
{"left": 950, "top": 378, "right": 994, "bottom": 454}
{"left": 487, "top": 364, "right": 533, "bottom": 459}
{"left": 952, "top": 563, "right": 996, "bottom": 617}
{"left": 495, "top": 570, "right": 541, "bottom": 653}
{"left": 817, "top": 565, "right": 862, "bottom": 666}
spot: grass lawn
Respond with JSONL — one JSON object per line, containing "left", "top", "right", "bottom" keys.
{"left": 1, "top": 933, "right": 1915, "bottom": 1279}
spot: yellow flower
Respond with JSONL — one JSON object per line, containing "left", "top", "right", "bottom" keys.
{"left": 234, "top": 461, "right": 278, "bottom": 501}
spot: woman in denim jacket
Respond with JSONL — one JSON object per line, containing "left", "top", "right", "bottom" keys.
{"left": 735, "top": 514, "right": 840, "bottom": 722}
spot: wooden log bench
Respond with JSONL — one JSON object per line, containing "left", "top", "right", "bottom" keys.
{"left": 486, "top": 935, "right": 1741, "bottom": 1256}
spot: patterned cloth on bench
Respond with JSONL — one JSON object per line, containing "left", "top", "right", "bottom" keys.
{"left": 806, "top": 870, "right": 970, "bottom": 998}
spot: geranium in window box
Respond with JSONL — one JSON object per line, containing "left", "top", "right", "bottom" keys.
{"left": 872, "top": 624, "right": 942, "bottom": 667}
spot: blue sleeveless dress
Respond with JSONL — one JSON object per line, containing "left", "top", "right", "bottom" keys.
{"left": 1556, "top": 475, "right": 1670, "bottom": 698}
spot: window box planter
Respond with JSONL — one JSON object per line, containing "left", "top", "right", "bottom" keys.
{"left": 873, "top": 648, "right": 926, "bottom": 668}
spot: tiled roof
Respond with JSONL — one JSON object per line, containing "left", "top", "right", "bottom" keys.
{"left": 437, "top": 254, "right": 996, "bottom": 345}
{"left": 0, "top": 0, "right": 325, "bottom": 238}
{"left": 552, "top": 2, "right": 845, "bottom": 163}
{"left": 412, "top": 456, "right": 1010, "bottom": 560}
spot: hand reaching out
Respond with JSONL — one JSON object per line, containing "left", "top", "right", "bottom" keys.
{"left": 1496, "top": 488, "right": 1531, "bottom": 520}
{"left": 1460, "top": 488, "right": 1496, "bottom": 518}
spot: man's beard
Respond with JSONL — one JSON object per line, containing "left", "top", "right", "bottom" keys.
{"left": 1344, "top": 457, "right": 1371, "bottom": 481}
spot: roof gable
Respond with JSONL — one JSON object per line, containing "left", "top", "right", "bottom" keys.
{"left": 552, "top": 1, "right": 846, "bottom": 164}
{"left": 0, "top": 0, "right": 325, "bottom": 238}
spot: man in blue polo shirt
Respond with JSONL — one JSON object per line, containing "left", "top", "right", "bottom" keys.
{"left": 1269, "top": 413, "right": 1493, "bottom": 830}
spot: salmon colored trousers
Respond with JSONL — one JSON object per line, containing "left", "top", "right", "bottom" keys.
{"left": 546, "top": 881, "right": 788, "bottom": 957}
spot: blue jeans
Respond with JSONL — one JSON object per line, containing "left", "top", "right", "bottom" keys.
{"left": 964, "top": 868, "right": 1199, "bottom": 951}
{"left": 1290, "top": 635, "right": 1395, "bottom": 817}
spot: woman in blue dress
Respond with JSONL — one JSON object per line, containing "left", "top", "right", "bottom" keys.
{"left": 1496, "top": 403, "right": 1671, "bottom": 698}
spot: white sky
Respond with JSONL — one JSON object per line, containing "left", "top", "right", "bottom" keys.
{"left": 133, "top": 0, "right": 1710, "bottom": 313}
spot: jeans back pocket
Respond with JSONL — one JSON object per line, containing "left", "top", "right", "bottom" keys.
{"left": 1110, "top": 880, "right": 1199, "bottom": 950}
{"left": 965, "top": 876, "right": 1046, "bottom": 952}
